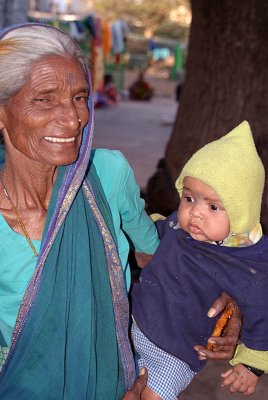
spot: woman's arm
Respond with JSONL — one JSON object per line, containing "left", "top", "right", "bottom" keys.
{"left": 115, "top": 151, "right": 160, "bottom": 256}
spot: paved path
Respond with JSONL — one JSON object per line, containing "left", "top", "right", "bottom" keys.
{"left": 93, "top": 97, "right": 177, "bottom": 189}
{"left": 93, "top": 98, "right": 268, "bottom": 399}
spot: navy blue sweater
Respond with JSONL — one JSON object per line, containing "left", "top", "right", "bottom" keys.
{"left": 131, "top": 212, "right": 268, "bottom": 372}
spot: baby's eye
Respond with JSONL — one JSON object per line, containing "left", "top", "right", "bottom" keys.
{"left": 185, "top": 196, "right": 194, "bottom": 203}
{"left": 209, "top": 204, "right": 221, "bottom": 212}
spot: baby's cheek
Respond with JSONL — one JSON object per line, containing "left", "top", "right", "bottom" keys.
{"left": 177, "top": 206, "right": 186, "bottom": 228}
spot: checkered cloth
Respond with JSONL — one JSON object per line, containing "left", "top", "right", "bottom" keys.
{"left": 132, "top": 323, "right": 196, "bottom": 400}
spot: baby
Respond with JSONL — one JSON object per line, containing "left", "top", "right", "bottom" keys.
{"left": 131, "top": 121, "right": 268, "bottom": 399}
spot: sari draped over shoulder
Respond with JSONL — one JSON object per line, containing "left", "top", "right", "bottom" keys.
{"left": 0, "top": 23, "right": 135, "bottom": 399}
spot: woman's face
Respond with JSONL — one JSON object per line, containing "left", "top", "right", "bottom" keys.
{"left": 0, "top": 55, "right": 89, "bottom": 166}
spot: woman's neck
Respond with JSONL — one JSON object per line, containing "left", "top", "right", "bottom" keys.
{"left": 1, "top": 155, "right": 58, "bottom": 211}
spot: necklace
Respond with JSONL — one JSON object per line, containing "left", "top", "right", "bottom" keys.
{"left": 2, "top": 186, "right": 39, "bottom": 257}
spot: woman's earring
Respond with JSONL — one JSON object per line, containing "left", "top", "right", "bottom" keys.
{"left": 78, "top": 118, "right": 82, "bottom": 124}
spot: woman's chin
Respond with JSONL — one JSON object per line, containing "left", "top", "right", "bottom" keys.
{"left": 40, "top": 151, "right": 80, "bottom": 167}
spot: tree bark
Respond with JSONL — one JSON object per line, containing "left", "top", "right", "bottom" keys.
{"left": 147, "top": 0, "right": 268, "bottom": 230}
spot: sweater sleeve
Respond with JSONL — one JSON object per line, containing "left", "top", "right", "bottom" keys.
{"left": 230, "top": 343, "right": 268, "bottom": 373}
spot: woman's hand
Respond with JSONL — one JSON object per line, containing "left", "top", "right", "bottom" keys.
{"left": 194, "top": 292, "right": 242, "bottom": 360}
{"left": 135, "top": 253, "right": 153, "bottom": 268}
{"left": 122, "top": 368, "right": 148, "bottom": 399}
{"left": 221, "top": 364, "right": 258, "bottom": 396}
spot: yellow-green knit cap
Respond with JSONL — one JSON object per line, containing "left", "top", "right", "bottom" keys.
{"left": 175, "top": 121, "right": 265, "bottom": 234}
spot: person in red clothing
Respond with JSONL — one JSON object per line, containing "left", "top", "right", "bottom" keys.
{"left": 129, "top": 72, "right": 154, "bottom": 101}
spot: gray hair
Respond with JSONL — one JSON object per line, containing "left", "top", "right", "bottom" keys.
{"left": 0, "top": 25, "right": 88, "bottom": 104}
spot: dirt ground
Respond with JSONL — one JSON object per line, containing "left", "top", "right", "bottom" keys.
{"left": 93, "top": 97, "right": 268, "bottom": 399}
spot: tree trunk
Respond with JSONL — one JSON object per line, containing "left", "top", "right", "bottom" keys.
{"left": 147, "top": 0, "right": 268, "bottom": 231}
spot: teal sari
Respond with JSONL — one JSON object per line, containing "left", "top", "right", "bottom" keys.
{"left": 0, "top": 24, "right": 135, "bottom": 399}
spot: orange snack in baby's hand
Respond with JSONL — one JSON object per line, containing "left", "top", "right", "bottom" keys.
{"left": 207, "top": 305, "right": 233, "bottom": 350}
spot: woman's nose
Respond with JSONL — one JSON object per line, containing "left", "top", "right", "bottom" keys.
{"left": 57, "top": 102, "right": 80, "bottom": 129}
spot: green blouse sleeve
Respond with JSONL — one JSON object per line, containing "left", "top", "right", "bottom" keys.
{"left": 111, "top": 150, "right": 159, "bottom": 254}
{"left": 91, "top": 148, "right": 159, "bottom": 254}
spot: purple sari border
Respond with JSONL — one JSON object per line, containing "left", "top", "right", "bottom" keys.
{"left": 83, "top": 180, "right": 136, "bottom": 389}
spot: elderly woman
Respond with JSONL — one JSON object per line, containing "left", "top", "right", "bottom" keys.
{"left": 0, "top": 24, "right": 240, "bottom": 399}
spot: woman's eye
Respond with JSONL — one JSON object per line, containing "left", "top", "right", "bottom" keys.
{"left": 209, "top": 204, "right": 221, "bottom": 211}
{"left": 34, "top": 98, "right": 50, "bottom": 102}
{"left": 74, "top": 95, "right": 88, "bottom": 102}
{"left": 33, "top": 97, "right": 55, "bottom": 109}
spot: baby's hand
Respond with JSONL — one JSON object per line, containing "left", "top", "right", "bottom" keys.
{"left": 221, "top": 364, "right": 258, "bottom": 396}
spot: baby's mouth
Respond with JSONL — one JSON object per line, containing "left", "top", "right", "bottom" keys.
{"left": 189, "top": 224, "right": 202, "bottom": 234}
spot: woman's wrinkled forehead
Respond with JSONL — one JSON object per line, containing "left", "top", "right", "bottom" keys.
{"left": 26, "top": 55, "right": 89, "bottom": 94}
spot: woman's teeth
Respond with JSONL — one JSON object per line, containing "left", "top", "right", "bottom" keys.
{"left": 44, "top": 136, "right": 75, "bottom": 143}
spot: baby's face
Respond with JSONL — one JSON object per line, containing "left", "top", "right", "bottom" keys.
{"left": 178, "top": 177, "right": 230, "bottom": 242}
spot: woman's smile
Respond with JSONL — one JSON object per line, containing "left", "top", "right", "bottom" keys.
{"left": 44, "top": 136, "right": 76, "bottom": 143}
